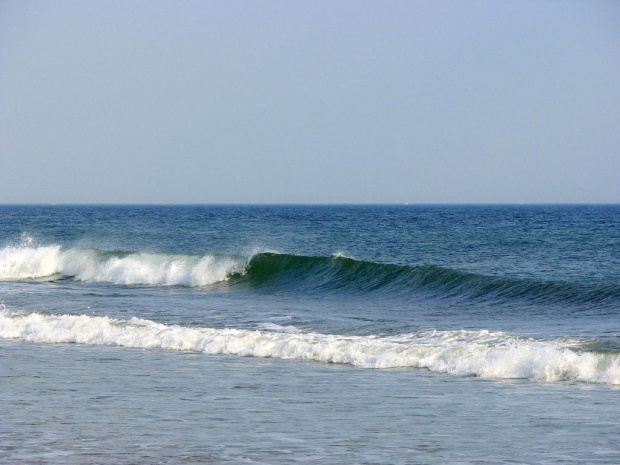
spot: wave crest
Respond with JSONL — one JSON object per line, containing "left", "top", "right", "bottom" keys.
{"left": 0, "top": 244, "right": 246, "bottom": 286}
{"left": 0, "top": 244, "right": 63, "bottom": 280}
{"left": 239, "top": 253, "right": 620, "bottom": 306}
{"left": 2, "top": 245, "right": 619, "bottom": 307}
{"left": 1, "top": 311, "right": 618, "bottom": 385}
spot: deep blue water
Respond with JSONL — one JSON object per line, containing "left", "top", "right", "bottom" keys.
{"left": 1, "top": 205, "right": 619, "bottom": 464}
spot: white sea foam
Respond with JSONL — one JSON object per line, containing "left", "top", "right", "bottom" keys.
{"left": 0, "top": 244, "right": 63, "bottom": 279}
{"left": 256, "top": 322, "right": 301, "bottom": 333}
{"left": 0, "top": 244, "right": 246, "bottom": 286}
{"left": 331, "top": 251, "right": 355, "bottom": 260}
{"left": 1, "top": 310, "right": 618, "bottom": 385}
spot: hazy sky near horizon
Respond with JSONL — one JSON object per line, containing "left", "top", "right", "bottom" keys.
{"left": 1, "top": 1, "right": 619, "bottom": 204}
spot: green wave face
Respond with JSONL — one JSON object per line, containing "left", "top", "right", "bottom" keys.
{"left": 237, "top": 253, "right": 620, "bottom": 307}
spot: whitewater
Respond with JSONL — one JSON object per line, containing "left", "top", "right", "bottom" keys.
{"left": 1, "top": 309, "right": 618, "bottom": 384}
{"left": 0, "top": 243, "right": 247, "bottom": 286}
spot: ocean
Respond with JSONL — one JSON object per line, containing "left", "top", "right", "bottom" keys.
{"left": 1, "top": 204, "right": 618, "bottom": 464}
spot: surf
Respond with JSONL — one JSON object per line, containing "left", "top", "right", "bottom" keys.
{"left": 0, "top": 243, "right": 247, "bottom": 286}
{"left": 1, "top": 309, "right": 618, "bottom": 385}
{"left": 2, "top": 242, "right": 619, "bottom": 308}
{"left": 239, "top": 253, "right": 620, "bottom": 306}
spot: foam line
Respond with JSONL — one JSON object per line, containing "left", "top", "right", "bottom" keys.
{"left": 1, "top": 311, "right": 618, "bottom": 384}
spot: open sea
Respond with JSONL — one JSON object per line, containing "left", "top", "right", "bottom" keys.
{"left": 1, "top": 204, "right": 619, "bottom": 465}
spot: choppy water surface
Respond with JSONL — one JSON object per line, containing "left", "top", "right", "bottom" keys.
{"left": 1, "top": 205, "right": 619, "bottom": 464}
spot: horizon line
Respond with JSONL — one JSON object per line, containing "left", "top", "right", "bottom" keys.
{"left": 1, "top": 202, "right": 619, "bottom": 207}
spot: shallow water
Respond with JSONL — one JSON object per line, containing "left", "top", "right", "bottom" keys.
{"left": 2, "top": 340, "right": 619, "bottom": 465}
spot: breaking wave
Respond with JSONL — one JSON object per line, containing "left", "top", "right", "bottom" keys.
{"left": 1, "top": 243, "right": 619, "bottom": 307}
{"left": 0, "top": 243, "right": 246, "bottom": 286}
{"left": 1, "top": 310, "right": 618, "bottom": 384}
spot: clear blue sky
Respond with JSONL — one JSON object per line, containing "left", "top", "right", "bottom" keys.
{"left": 1, "top": 0, "right": 618, "bottom": 204}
